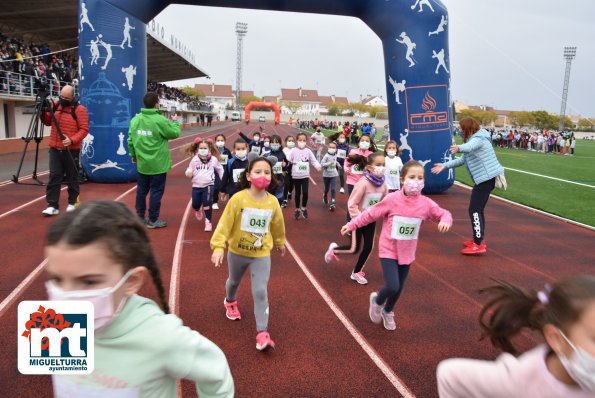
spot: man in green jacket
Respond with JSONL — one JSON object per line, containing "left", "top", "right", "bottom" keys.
{"left": 128, "top": 92, "right": 181, "bottom": 228}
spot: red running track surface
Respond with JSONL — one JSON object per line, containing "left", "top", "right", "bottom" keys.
{"left": 0, "top": 123, "right": 593, "bottom": 397}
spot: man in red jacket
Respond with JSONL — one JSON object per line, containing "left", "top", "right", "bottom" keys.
{"left": 40, "top": 85, "right": 89, "bottom": 216}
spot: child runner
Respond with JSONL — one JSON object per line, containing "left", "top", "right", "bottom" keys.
{"left": 325, "top": 153, "right": 388, "bottom": 285}
{"left": 344, "top": 135, "right": 377, "bottom": 221}
{"left": 261, "top": 135, "right": 272, "bottom": 157}
{"left": 210, "top": 157, "right": 286, "bottom": 351}
{"left": 339, "top": 160, "right": 452, "bottom": 328}
{"left": 281, "top": 135, "right": 296, "bottom": 208}
{"left": 437, "top": 275, "right": 595, "bottom": 397}
{"left": 184, "top": 137, "right": 223, "bottom": 232}
{"left": 286, "top": 132, "right": 322, "bottom": 220}
{"left": 321, "top": 141, "right": 341, "bottom": 211}
{"left": 45, "top": 201, "right": 234, "bottom": 396}
{"left": 384, "top": 140, "right": 404, "bottom": 192}
{"left": 310, "top": 127, "right": 326, "bottom": 162}
{"left": 268, "top": 135, "right": 286, "bottom": 205}
{"left": 220, "top": 139, "right": 249, "bottom": 201}
{"left": 213, "top": 134, "right": 232, "bottom": 210}
{"left": 239, "top": 130, "right": 263, "bottom": 155}
{"left": 330, "top": 132, "right": 350, "bottom": 194}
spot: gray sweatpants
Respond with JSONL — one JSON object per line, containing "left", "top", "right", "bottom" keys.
{"left": 226, "top": 251, "right": 271, "bottom": 332}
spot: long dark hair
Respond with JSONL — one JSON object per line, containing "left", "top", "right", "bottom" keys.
{"left": 479, "top": 275, "right": 595, "bottom": 354}
{"left": 46, "top": 201, "right": 170, "bottom": 313}
{"left": 347, "top": 152, "right": 383, "bottom": 171}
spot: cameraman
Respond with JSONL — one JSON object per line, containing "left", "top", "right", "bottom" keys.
{"left": 40, "top": 84, "right": 89, "bottom": 216}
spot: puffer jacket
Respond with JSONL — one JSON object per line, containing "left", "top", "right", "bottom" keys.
{"left": 443, "top": 129, "right": 504, "bottom": 185}
{"left": 41, "top": 101, "right": 89, "bottom": 150}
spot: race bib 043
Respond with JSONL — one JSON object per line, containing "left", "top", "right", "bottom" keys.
{"left": 391, "top": 216, "right": 421, "bottom": 240}
{"left": 240, "top": 208, "right": 273, "bottom": 234}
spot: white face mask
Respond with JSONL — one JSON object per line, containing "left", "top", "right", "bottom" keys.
{"left": 286, "top": 141, "right": 295, "bottom": 148}
{"left": 559, "top": 331, "right": 595, "bottom": 392}
{"left": 215, "top": 141, "right": 225, "bottom": 148}
{"left": 338, "top": 138, "right": 346, "bottom": 143}
{"left": 359, "top": 141, "right": 370, "bottom": 150}
{"left": 46, "top": 271, "right": 132, "bottom": 331}
{"left": 263, "top": 142, "right": 270, "bottom": 148}
{"left": 253, "top": 136, "right": 260, "bottom": 143}
{"left": 372, "top": 166, "right": 385, "bottom": 177}
{"left": 387, "top": 150, "right": 397, "bottom": 158}
{"left": 297, "top": 141, "right": 306, "bottom": 149}
{"left": 327, "top": 148, "right": 336, "bottom": 155}
{"left": 235, "top": 150, "right": 247, "bottom": 159}
{"left": 198, "top": 148, "right": 209, "bottom": 157}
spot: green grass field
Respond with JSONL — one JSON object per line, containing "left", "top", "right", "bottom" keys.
{"left": 302, "top": 127, "right": 595, "bottom": 226}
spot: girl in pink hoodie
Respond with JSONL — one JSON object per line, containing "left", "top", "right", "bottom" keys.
{"left": 184, "top": 137, "right": 224, "bottom": 232}
{"left": 324, "top": 153, "right": 388, "bottom": 286}
{"left": 344, "top": 135, "right": 377, "bottom": 222}
{"left": 340, "top": 161, "right": 452, "bottom": 330}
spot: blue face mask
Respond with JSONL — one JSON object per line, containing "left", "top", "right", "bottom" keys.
{"left": 271, "top": 144, "right": 280, "bottom": 151}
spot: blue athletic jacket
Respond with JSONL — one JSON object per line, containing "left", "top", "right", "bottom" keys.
{"left": 443, "top": 129, "right": 504, "bottom": 185}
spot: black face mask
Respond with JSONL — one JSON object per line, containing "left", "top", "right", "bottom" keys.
{"left": 59, "top": 97, "right": 74, "bottom": 107}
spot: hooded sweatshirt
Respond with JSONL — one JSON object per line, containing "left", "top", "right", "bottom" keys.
{"left": 185, "top": 155, "right": 224, "bottom": 188}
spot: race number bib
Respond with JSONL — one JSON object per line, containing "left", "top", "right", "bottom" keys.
{"left": 327, "top": 163, "right": 337, "bottom": 171}
{"left": 337, "top": 149, "right": 347, "bottom": 159}
{"left": 240, "top": 208, "right": 273, "bottom": 234}
{"left": 387, "top": 167, "right": 399, "bottom": 177}
{"left": 272, "top": 162, "right": 283, "bottom": 174}
{"left": 232, "top": 168, "right": 245, "bottom": 183}
{"left": 316, "top": 137, "right": 324, "bottom": 144}
{"left": 391, "top": 216, "right": 422, "bottom": 240}
{"left": 352, "top": 165, "right": 364, "bottom": 175}
{"left": 251, "top": 146, "right": 261, "bottom": 155}
{"left": 363, "top": 193, "right": 382, "bottom": 209}
{"left": 297, "top": 162, "right": 310, "bottom": 173}
{"left": 219, "top": 154, "right": 228, "bottom": 165}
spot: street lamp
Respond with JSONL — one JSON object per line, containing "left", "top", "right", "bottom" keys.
{"left": 235, "top": 22, "right": 248, "bottom": 111}
{"left": 559, "top": 46, "right": 577, "bottom": 131}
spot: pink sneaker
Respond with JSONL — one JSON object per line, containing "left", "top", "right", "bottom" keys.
{"left": 204, "top": 220, "right": 212, "bottom": 232}
{"left": 350, "top": 271, "right": 368, "bottom": 285}
{"left": 324, "top": 242, "right": 339, "bottom": 264}
{"left": 223, "top": 299, "right": 241, "bottom": 320}
{"left": 195, "top": 207, "right": 204, "bottom": 221}
{"left": 255, "top": 331, "right": 275, "bottom": 351}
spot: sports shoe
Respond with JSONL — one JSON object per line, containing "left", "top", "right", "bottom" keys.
{"left": 204, "top": 220, "right": 213, "bottom": 232}
{"left": 42, "top": 206, "right": 59, "bottom": 216}
{"left": 212, "top": 203, "right": 219, "bottom": 210}
{"left": 350, "top": 271, "right": 368, "bottom": 285}
{"left": 281, "top": 200, "right": 288, "bottom": 208}
{"left": 302, "top": 208, "right": 308, "bottom": 219}
{"left": 369, "top": 292, "right": 382, "bottom": 324}
{"left": 381, "top": 310, "right": 396, "bottom": 330}
{"left": 147, "top": 219, "right": 167, "bottom": 229}
{"left": 329, "top": 203, "right": 336, "bottom": 212}
{"left": 66, "top": 204, "right": 76, "bottom": 212}
{"left": 255, "top": 331, "right": 275, "bottom": 351}
{"left": 339, "top": 187, "right": 345, "bottom": 194}
{"left": 294, "top": 209, "right": 301, "bottom": 220}
{"left": 195, "top": 207, "right": 204, "bottom": 221}
{"left": 461, "top": 242, "right": 487, "bottom": 255}
{"left": 464, "top": 239, "right": 487, "bottom": 249}
{"left": 324, "top": 242, "right": 339, "bottom": 264}
{"left": 287, "top": 192, "right": 292, "bottom": 200}
{"left": 323, "top": 195, "right": 328, "bottom": 205}
{"left": 224, "top": 299, "right": 241, "bottom": 320}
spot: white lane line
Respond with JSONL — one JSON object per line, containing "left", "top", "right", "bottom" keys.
{"left": 0, "top": 259, "right": 47, "bottom": 319}
{"left": 0, "top": 171, "right": 50, "bottom": 186}
{"left": 284, "top": 240, "right": 416, "bottom": 398}
{"left": 169, "top": 199, "right": 192, "bottom": 314}
{"left": 504, "top": 167, "right": 595, "bottom": 188}
{"left": 0, "top": 187, "right": 66, "bottom": 220}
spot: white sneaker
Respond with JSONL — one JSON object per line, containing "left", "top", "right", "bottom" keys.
{"left": 369, "top": 292, "right": 382, "bottom": 324}
{"left": 324, "top": 242, "right": 339, "bottom": 264}
{"left": 212, "top": 203, "right": 219, "bottom": 210}
{"left": 42, "top": 207, "right": 59, "bottom": 216}
{"left": 350, "top": 271, "right": 368, "bottom": 285}
{"left": 339, "top": 187, "right": 345, "bottom": 194}
{"left": 66, "top": 204, "right": 76, "bottom": 212}
{"left": 381, "top": 310, "right": 396, "bottom": 330}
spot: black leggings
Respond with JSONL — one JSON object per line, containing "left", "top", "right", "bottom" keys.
{"left": 293, "top": 178, "right": 309, "bottom": 208}
{"left": 334, "top": 222, "right": 376, "bottom": 274}
{"left": 469, "top": 177, "right": 495, "bottom": 245}
{"left": 283, "top": 170, "right": 294, "bottom": 200}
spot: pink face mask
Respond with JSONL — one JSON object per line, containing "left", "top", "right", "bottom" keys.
{"left": 403, "top": 180, "right": 424, "bottom": 196}
{"left": 251, "top": 176, "right": 271, "bottom": 190}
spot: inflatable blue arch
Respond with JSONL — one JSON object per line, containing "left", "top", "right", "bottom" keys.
{"left": 79, "top": 0, "right": 454, "bottom": 193}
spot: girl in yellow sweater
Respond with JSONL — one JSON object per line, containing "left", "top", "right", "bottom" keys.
{"left": 210, "top": 155, "right": 286, "bottom": 351}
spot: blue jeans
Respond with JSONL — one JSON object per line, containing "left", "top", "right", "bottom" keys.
{"left": 136, "top": 172, "right": 167, "bottom": 222}
{"left": 375, "top": 259, "right": 411, "bottom": 312}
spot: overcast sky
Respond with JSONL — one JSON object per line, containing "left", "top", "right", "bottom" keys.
{"left": 158, "top": 0, "right": 594, "bottom": 117}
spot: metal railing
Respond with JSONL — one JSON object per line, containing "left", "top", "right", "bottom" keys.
{"left": 0, "top": 70, "right": 72, "bottom": 99}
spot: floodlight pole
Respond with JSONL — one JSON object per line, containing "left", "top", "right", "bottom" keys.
{"left": 559, "top": 46, "right": 577, "bottom": 131}
{"left": 235, "top": 22, "right": 248, "bottom": 111}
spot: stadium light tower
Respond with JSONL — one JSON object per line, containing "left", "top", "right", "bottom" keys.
{"left": 559, "top": 46, "right": 577, "bottom": 131}
{"left": 235, "top": 22, "right": 248, "bottom": 111}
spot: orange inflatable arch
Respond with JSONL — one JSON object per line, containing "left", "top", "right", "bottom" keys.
{"left": 244, "top": 102, "right": 281, "bottom": 125}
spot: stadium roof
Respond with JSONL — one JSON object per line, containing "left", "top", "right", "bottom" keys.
{"left": 0, "top": 0, "right": 209, "bottom": 82}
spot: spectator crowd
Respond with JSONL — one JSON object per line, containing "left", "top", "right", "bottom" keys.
{"left": 483, "top": 128, "right": 577, "bottom": 156}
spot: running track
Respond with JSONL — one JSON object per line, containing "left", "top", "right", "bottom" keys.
{"left": 0, "top": 123, "right": 593, "bottom": 397}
